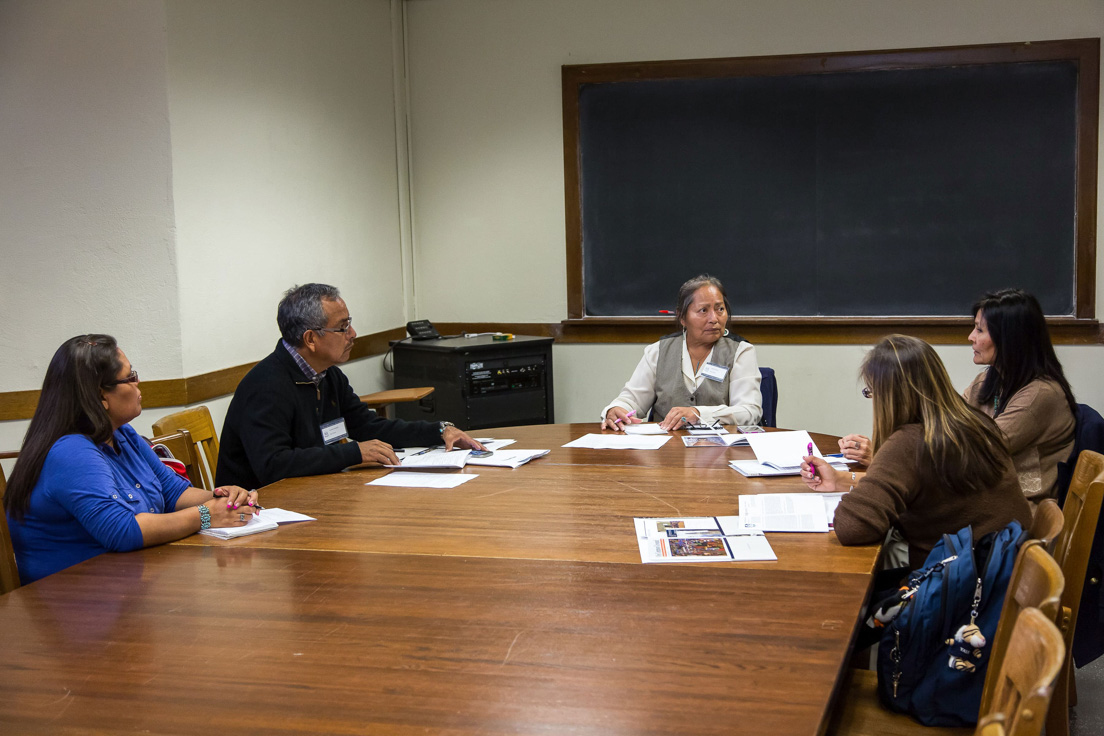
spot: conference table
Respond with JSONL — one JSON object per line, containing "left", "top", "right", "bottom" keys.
{"left": 0, "top": 423, "right": 880, "bottom": 735}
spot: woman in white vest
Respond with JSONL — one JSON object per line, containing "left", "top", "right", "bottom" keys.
{"left": 601, "top": 275, "right": 763, "bottom": 431}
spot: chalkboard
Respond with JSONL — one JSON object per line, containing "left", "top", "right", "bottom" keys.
{"left": 562, "top": 40, "right": 1099, "bottom": 321}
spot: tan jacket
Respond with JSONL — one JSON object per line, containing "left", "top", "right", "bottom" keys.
{"left": 964, "top": 372, "right": 1075, "bottom": 504}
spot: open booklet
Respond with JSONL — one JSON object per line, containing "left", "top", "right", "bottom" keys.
{"left": 634, "top": 516, "right": 777, "bottom": 563}
{"left": 198, "top": 508, "right": 316, "bottom": 540}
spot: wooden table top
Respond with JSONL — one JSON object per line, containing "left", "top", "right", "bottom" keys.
{"left": 0, "top": 423, "right": 878, "bottom": 735}
{"left": 175, "top": 423, "right": 880, "bottom": 575}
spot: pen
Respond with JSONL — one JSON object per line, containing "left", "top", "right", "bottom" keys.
{"left": 658, "top": 310, "right": 675, "bottom": 315}
{"left": 808, "top": 442, "right": 817, "bottom": 479}
{"left": 614, "top": 409, "right": 637, "bottom": 425}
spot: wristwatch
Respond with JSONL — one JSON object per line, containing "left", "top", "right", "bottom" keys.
{"left": 198, "top": 504, "right": 212, "bottom": 530}
{"left": 439, "top": 421, "right": 455, "bottom": 434}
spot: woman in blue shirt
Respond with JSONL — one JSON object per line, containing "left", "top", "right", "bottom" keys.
{"left": 4, "top": 335, "right": 259, "bottom": 584}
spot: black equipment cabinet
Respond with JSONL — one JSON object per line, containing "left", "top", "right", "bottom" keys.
{"left": 391, "top": 335, "right": 554, "bottom": 430}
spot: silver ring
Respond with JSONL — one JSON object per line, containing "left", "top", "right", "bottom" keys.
{"left": 239, "top": 513, "right": 245, "bottom": 522}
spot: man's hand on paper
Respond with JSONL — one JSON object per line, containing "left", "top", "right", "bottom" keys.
{"left": 359, "top": 439, "right": 401, "bottom": 466}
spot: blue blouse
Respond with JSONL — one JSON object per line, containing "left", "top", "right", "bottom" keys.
{"left": 7, "top": 424, "right": 191, "bottom": 585}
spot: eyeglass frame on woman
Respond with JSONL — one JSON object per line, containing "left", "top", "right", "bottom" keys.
{"left": 104, "top": 370, "right": 139, "bottom": 387}
{"left": 861, "top": 386, "right": 873, "bottom": 399}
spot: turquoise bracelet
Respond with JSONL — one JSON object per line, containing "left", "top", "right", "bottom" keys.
{"left": 198, "top": 504, "right": 212, "bottom": 530}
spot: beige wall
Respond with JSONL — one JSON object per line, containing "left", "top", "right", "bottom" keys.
{"left": 2, "top": 0, "right": 1102, "bottom": 472}
{"left": 405, "top": 0, "right": 1104, "bottom": 431}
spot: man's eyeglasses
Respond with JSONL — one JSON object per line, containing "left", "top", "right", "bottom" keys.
{"left": 862, "top": 386, "right": 873, "bottom": 399}
{"left": 313, "top": 321, "right": 353, "bottom": 336}
{"left": 105, "top": 370, "right": 139, "bottom": 387}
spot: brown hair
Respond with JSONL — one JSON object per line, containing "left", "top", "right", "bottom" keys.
{"left": 862, "top": 335, "right": 1009, "bottom": 493}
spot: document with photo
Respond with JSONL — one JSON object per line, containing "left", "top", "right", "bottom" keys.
{"left": 633, "top": 516, "right": 776, "bottom": 563}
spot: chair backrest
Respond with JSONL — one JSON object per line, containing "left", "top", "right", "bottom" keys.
{"left": 0, "top": 501, "right": 20, "bottom": 595}
{"left": 1028, "top": 499, "right": 1064, "bottom": 554}
{"left": 978, "top": 541, "right": 1064, "bottom": 714}
{"left": 1052, "top": 450, "right": 1104, "bottom": 635}
{"left": 0, "top": 451, "right": 21, "bottom": 594}
{"left": 151, "top": 406, "right": 220, "bottom": 490}
{"left": 981, "top": 607, "right": 1065, "bottom": 736}
{"left": 149, "top": 429, "right": 203, "bottom": 490}
{"left": 758, "top": 366, "right": 778, "bottom": 428}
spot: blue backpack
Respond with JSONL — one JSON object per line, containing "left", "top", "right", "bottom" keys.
{"left": 875, "top": 521, "right": 1028, "bottom": 726}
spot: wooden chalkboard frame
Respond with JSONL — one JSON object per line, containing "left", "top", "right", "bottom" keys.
{"left": 561, "top": 39, "right": 1100, "bottom": 341}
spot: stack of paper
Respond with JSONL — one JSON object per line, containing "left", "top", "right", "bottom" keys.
{"left": 198, "top": 507, "right": 316, "bottom": 540}
{"left": 466, "top": 449, "right": 550, "bottom": 468}
{"left": 634, "top": 516, "right": 777, "bottom": 563}
{"left": 744, "top": 430, "right": 824, "bottom": 470}
{"left": 386, "top": 448, "right": 471, "bottom": 470}
{"left": 683, "top": 434, "right": 748, "bottom": 448}
{"left": 562, "top": 434, "right": 672, "bottom": 450}
{"left": 729, "top": 459, "right": 849, "bottom": 477}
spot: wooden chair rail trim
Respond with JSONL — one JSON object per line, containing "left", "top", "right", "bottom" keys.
{"left": 2, "top": 320, "right": 1100, "bottom": 421}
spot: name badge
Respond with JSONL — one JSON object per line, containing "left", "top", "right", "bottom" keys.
{"left": 321, "top": 418, "right": 349, "bottom": 445}
{"left": 700, "top": 361, "right": 729, "bottom": 383}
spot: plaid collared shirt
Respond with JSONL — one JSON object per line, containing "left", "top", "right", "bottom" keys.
{"left": 282, "top": 339, "right": 326, "bottom": 385}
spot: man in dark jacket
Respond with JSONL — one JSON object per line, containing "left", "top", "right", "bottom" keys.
{"left": 216, "top": 283, "right": 482, "bottom": 489}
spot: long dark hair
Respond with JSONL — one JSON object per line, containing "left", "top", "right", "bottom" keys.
{"left": 863, "top": 335, "right": 1010, "bottom": 494}
{"left": 4, "top": 335, "right": 122, "bottom": 519}
{"left": 972, "top": 289, "right": 1076, "bottom": 416}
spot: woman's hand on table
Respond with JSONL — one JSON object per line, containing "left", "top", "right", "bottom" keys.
{"left": 838, "top": 434, "right": 872, "bottom": 465}
{"left": 205, "top": 495, "right": 259, "bottom": 528}
{"left": 602, "top": 407, "right": 641, "bottom": 432}
{"left": 213, "top": 485, "right": 259, "bottom": 509}
{"left": 658, "top": 407, "right": 701, "bottom": 431}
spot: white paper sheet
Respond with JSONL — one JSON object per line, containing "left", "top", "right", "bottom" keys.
{"left": 687, "top": 427, "right": 729, "bottom": 435}
{"left": 744, "top": 430, "right": 824, "bottom": 469}
{"left": 562, "top": 434, "right": 672, "bottom": 450}
{"left": 256, "top": 508, "right": 316, "bottom": 524}
{"left": 465, "top": 449, "right": 550, "bottom": 468}
{"left": 622, "top": 423, "right": 669, "bottom": 435}
{"left": 683, "top": 434, "right": 748, "bottom": 447}
{"left": 737, "top": 493, "right": 830, "bottom": 532}
{"left": 367, "top": 472, "right": 478, "bottom": 488}
{"left": 475, "top": 439, "right": 517, "bottom": 451}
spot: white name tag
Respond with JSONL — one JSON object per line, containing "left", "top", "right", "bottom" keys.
{"left": 321, "top": 418, "right": 349, "bottom": 445}
{"left": 700, "top": 361, "right": 729, "bottom": 383}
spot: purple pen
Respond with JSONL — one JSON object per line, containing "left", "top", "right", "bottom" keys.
{"left": 808, "top": 442, "right": 817, "bottom": 479}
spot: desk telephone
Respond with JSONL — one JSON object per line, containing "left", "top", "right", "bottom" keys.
{"left": 407, "top": 320, "right": 441, "bottom": 341}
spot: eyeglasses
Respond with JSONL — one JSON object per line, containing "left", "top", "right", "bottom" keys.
{"left": 313, "top": 321, "right": 353, "bottom": 336}
{"left": 105, "top": 370, "right": 139, "bottom": 387}
{"left": 862, "top": 386, "right": 873, "bottom": 399}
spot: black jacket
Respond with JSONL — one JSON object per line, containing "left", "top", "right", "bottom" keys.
{"left": 215, "top": 341, "right": 441, "bottom": 488}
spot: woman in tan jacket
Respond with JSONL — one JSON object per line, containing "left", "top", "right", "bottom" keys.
{"left": 964, "top": 289, "right": 1076, "bottom": 504}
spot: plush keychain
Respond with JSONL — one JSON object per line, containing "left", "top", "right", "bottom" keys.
{"left": 946, "top": 579, "right": 988, "bottom": 672}
{"left": 866, "top": 585, "right": 914, "bottom": 630}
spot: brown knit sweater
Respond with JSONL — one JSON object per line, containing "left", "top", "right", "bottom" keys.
{"left": 834, "top": 424, "right": 1032, "bottom": 570}
{"left": 964, "top": 372, "right": 1076, "bottom": 504}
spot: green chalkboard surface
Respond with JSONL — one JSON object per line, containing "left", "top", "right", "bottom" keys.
{"left": 562, "top": 40, "right": 1099, "bottom": 321}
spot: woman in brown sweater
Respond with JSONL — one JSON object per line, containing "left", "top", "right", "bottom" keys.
{"left": 965, "top": 289, "right": 1076, "bottom": 504}
{"left": 801, "top": 335, "right": 1031, "bottom": 571}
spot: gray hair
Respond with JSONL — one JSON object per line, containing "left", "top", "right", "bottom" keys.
{"left": 277, "top": 283, "right": 341, "bottom": 347}
{"left": 674, "top": 274, "right": 731, "bottom": 328}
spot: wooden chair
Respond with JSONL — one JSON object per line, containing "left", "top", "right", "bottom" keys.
{"left": 152, "top": 406, "right": 220, "bottom": 490}
{"left": 360, "top": 386, "right": 435, "bottom": 420}
{"left": 0, "top": 450, "right": 21, "bottom": 594}
{"left": 149, "top": 430, "right": 203, "bottom": 491}
{"left": 982, "top": 607, "right": 1066, "bottom": 736}
{"left": 1028, "top": 499, "right": 1064, "bottom": 553}
{"left": 1045, "top": 449, "right": 1104, "bottom": 736}
{"left": 827, "top": 539, "right": 1065, "bottom": 736}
